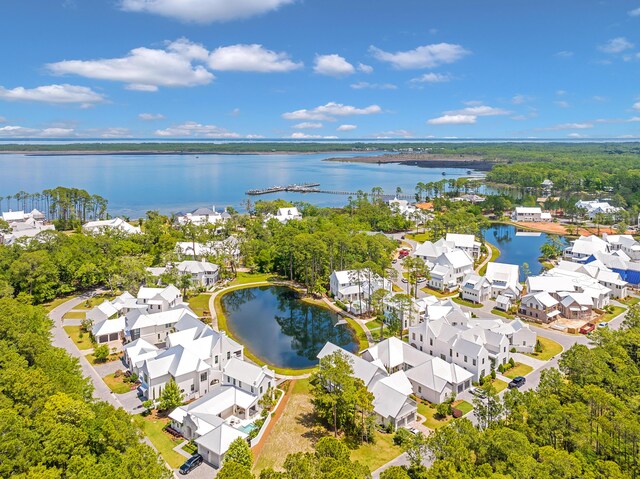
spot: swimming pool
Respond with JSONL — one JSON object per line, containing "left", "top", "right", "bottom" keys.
{"left": 236, "top": 422, "right": 258, "bottom": 435}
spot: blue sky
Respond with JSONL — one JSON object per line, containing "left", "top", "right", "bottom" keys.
{"left": 1, "top": 0, "right": 640, "bottom": 140}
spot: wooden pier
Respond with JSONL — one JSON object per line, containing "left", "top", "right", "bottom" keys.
{"left": 246, "top": 183, "right": 415, "bottom": 200}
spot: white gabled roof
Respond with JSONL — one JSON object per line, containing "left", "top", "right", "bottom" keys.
{"left": 124, "top": 338, "right": 159, "bottom": 366}
{"left": 128, "top": 308, "right": 196, "bottom": 331}
{"left": 515, "top": 206, "right": 542, "bottom": 214}
{"left": 363, "top": 337, "right": 432, "bottom": 371}
{"left": 223, "top": 357, "right": 275, "bottom": 386}
{"left": 176, "top": 260, "right": 219, "bottom": 274}
{"left": 83, "top": 218, "right": 141, "bottom": 234}
{"left": 92, "top": 316, "right": 126, "bottom": 337}
{"left": 445, "top": 233, "right": 479, "bottom": 249}
{"left": 143, "top": 344, "right": 209, "bottom": 379}
{"left": 438, "top": 250, "right": 473, "bottom": 269}
{"left": 405, "top": 356, "right": 473, "bottom": 393}
{"left": 195, "top": 423, "right": 248, "bottom": 456}
{"left": 485, "top": 262, "right": 519, "bottom": 286}
{"left": 317, "top": 342, "right": 387, "bottom": 387}
{"left": 2, "top": 210, "right": 26, "bottom": 222}
{"left": 523, "top": 291, "right": 558, "bottom": 308}
{"left": 369, "top": 378, "right": 414, "bottom": 420}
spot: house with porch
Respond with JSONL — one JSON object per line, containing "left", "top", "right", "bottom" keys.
{"left": 512, "top": 206, "right": 552, "bottom": 222}
{"left": 83, "top": 217, "right": 141, "bottom": 235}
{"left": 460, "top": 273, "right": 491, "bottom": 304}
{"left": 329, "top": 269, "right": 392, "bottom": 311}
{"left": 518, "top": 292, "right": 561, "bottom": 323}
{"left": 445, "top": 233, "right": 482, "bottom": 260}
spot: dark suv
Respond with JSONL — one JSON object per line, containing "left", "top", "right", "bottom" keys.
{"left": 179, "top": 454, "right": 203, "bottom": 475}
{"left": 508, "top": 376, "right": 526, "bottom": 389}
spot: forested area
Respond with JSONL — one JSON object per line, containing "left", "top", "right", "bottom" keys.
{"left": 418, "top": 307, "right": 640, "bottom": 479}
{"left": 0, "top": 297, "right": 170, "bottom": 478}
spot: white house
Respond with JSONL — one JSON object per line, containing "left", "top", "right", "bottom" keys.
{"left": 518, "top": 292, "right": 561, "bottom": 323}
{"left": 270, "top": 207, "right": 302, "bottom": 223}
{"left": 177, "top": 206, "right": 228, "bottom": 227}
{"left": 175, "top": 260, "right": 220, "bottom": 287}
{"left": 445, "top": 233, "right": 482, "bottom": 260}
{"left": 413, "top": 238, "right": 453, "bottom": 263}
{"left": 460, "top": 273, "right": 492, "bottom": 304}
{"left": 317, "top": 342, "right": 418, "bottom": 428}
{"left": 575, "top": 200, "right": 622, "bottom": 219}
{"left": 0, "top": 215, "right": 55, "bottom": 245}
{"left": 83, "top": 218, "right": 141, "bottom": 235}
{"left": 484, "top": 262, "right": 522, "bottom": 299}
{"left": 427, "top": 250, "right": 474, "bottom": 292}
{"left": 603, "top": 234, "right": 640, "bottom": 261}
{"left": 512, "top": 207, "right": 552, "bottom": 222}
{"left": 564, "top": 235, "right": 610, "bottom": 262}
{"left": 329, "top": 269, "right": 392, "bottom": 309}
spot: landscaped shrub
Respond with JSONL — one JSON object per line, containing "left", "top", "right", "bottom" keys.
{"left": 509, "top": 357, "right": 516, "bottom": 367}
{"left": 335, "top": 300, "right": 348, "bottom": 311}
{"left": 393, "top": 428, "right": 413, "bottom": 446}
{"left": 510, "top": 347, "right": 517, "bottom": 353}
{"left": 490, "top": 369, "right": 496, "bottom": 380}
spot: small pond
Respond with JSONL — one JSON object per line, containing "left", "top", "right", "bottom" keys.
{"left": 482, "top": 224, "right": 569, "bottom": 281}
{"left": 220, "top": 286, "right": 359, "bottom": 369}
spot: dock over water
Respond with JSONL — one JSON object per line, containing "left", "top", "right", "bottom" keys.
{"left": 245, "top": 183, "right": 415, "bottom": 200}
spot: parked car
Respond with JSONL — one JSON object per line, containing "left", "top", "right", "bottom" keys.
{"left": 407, "top": 427, "right": 420, "bottom": 435}
{"left": 598, "top": 322, "right": 609, "bottom": 329}
{"left": 392, "top": 259, "right": 397, "bottom": 264}
{"left": 179, "top": 454, "right": 203, "bottom": 475}
{"left": 417, "top": 277, "right": 427, "bottom": 283}
{"left": 401, "top": 278, "right": 408, "bottom": 283}
{"left": 471, "top": 387, "right": 486, "bottom": 398}
{"left": 508, "top": 376, "right": 526, "bottom": 389}
{"left": 579, "top": 323, "right": 596, "bottom": 334}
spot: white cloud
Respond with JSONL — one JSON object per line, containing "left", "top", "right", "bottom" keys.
{"left": 374, "top": 129, "right": 414, "bottom": 138}
{"left": 313, "top": 54, "right": 355, "bottom": 77}
{"left": 0, "top": 116, "right": 6, "bottom": 123}
{"left": 337, "top": 124, "right": 357, "bottom": 132}
{"left": 290, "top": 132, "right": 337, "bottom": 139}
{"left": 120, "top": 0, "right": 293, "bottom": 23}
{"left": 369, "top": 43, "right": 469, "bottom": 69}
{"left": 567, "top": 133, "right": 588, "bottom": 138}
{"left": 410, "top": 72, "right": 451, "bottom": 84}
{"left": 155, "top": 121, "right": 241, "bottom": 138}
{"left": 555, "top": 50, "right": 574, "bottom": 58}
{"left": 350, "top": 81, "right": 397, "bottom": 90}
{"left": 634, "top": 101, "right": 640, "bottom": 110}
{"left": 138, "top": 113, "right": 165, "bottom": 121}
{"left": 208, "top": 44, "right": 302, "bottom": 72}
{"left": 229, "top": 108, "right": 241, "bottom": 117}
{"left": 511, "top": 95, "right": 529, "bottom": 105}
{"left": 427, "top": 114, "right": 476, "bottom": 125}
{"left": 598, "top": 37, "right": 634, "bottom": 54}
{"left": 445, "top": 105, "right": 511, "bottom": 117}
{"left": 293, "top": 122, "right": 323, "bottom": 129}
{"left": 556, "top": 90, "right": 567, "bottom": 96}
{"left": 48, "top": 40, "right": 214, "bottom": 91}
{"left": 545, "top": 122, "right": 594, "bottom": 131}
{"left": 0, "top": 124, "right": 134, "bottom": 138}
{"left": 87, "top": 127, "right": 133, "bottom": 138}
{"left": 555, "top": 100, "right": 570, "bottom": 108}
{"left": 629, "top": 7, "right": 640, "bottom": 16}
{"left": 282, "top": 102, "right": 382, "bottom": 121}
{"left": 0, "top": 84, "right": 105, "bottom": 106}
{"left": 357, "top": 63, "right": 373, "bottom": 74}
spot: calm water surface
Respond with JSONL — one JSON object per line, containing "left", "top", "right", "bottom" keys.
{"left": 220, "top": 286, "right": 358, "bottom": 369}
{"left": 0, "top": 152, "right": 479, "bottom": 216}
{"left": 483, "top": 224, "right": 568, "bottom": 281}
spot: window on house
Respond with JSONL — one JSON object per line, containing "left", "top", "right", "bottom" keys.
{"left": 260, "top": 386, "right": 263, "bottom": 394}
{"left": 227, "top": 352, "right": 231, "bottom": 360}
{"left": 473, "top": 359, "right": 476, "bottom": 366}
{"left": 190, "top": 384, "right": 195, "bottom": 392}
{"left": 200, "top": 372, "right": 207, "bottom": 382}
{"left": 215, "top": 355, "right": 219, "bottom": 364}
{"left": 418, "top": 386, "right": 422, "bottom": 393}
{"left": 429, "top": 338, "right": 433, "bottom": 346}
{"left": 420, "top": 334, "right": 423, "bottom": 342}
{"left": 412, "top": 333, "right": 415, "bottom": 340}
{"left": 449, "top": 349, "right": 452, "bottom": 357}
{"left": 464, "top": 355, "right": 467, "bottom": 363}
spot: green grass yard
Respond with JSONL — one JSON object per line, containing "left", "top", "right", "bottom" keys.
{"left": 63, "top": 325, "right": 93, "bottom": 350}
{"left": 417, "top": 400, "right": 474, "bottom": 430}
{"left": 63, "top": 310, "right": 86, "bottom": 320}
{"left": 230, "top": 272, "right": 278, "bottom": 285}
{"left": 453, "top": 297, "right": 484, "bottom": 308}
{"left": 103, "top": 373, "right": 132, "bottom": 394}
{"left": 601, "top": 306, "right": 626, "bottom": 322}
{"left": 491, "top": 308, "right": 515, "bottom": 319}
{"left": 139, "top": 416, "right": 185, "bottom": 469}
{"left": 349, "top": 430, "right": 402, "bottom": 471}
{"left": 187, "top": 293, "right": 211, "bottom": 317}
{"left": 619, "top": 296, "right": 640, "bottom": 306}
{"left": 526, "top": 337, "right": 563, "bottom": 361}
{"left": 503, "top": 363, "right": 534, "bottom": 379}
{"left": 420, "top": 286, "right": 457, "bottom": 299}
{"left": 492, "top": 379, "right": 508, "bottom": 393}
{"left": 478, "top": 242, "right": 500, "bottom": 276}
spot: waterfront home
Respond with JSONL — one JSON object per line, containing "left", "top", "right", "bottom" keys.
{"left": 1, "top": 209, "right": 45, "bottom": 222}
{"left": 512, "top": 206, "right": 552, "bottom": 222}
{"left": 485, "top": 262, "right": 522, "bottom": 299}
{"left": 445, "top": 233, "right": 482, "bottom": 259}
{"left": 460, "top": 273, "right": 492, "bottom": 304}
{"left": 83, "top": 217, "right": 142, "bottom": 235}
{"left": 329, "top": 269, "right": 392, "bottom": 309}
{"left": 563, "top": 235, "right": 610, "bottom": 262}
{"left": 147, "top": 260, "right": 221, "bottom": 288}
{"left": 556, "top": 260, "right": 628, "bottom": 299}
{"left": 575, "top": 200, "right": 622, "bottom": 219}
{"left": 317, "top": 342, "right": 418, "bottom": 427}
{"left": 0, "top": 216, "right": 55, "bottom": 245}
{"left": 176, "top": 206, "right": 227, "bottom": 227}
{"left": 518, "top": 292, "right": 561, "bottom": 323}
{"left": 127, "top": 307, "right": 197, "bottom": 346}
{"left": 586, "top": 251, "right": 640, "bottom": 286}
{"left": 388, "top": 197, "right": 419, "bottom": 219}
{"left": 381, "top": 293, "right": 426, "bottom": 329}
{"left": 268, "top": 207, "right": 302, "bottom": 223}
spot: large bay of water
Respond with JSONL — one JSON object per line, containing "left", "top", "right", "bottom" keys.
{"left": 220, "top": 285, "right": 358, "bottom": 369}
{"left": 0, "top": 152, "right": 478, "bottom": 217}
{"left": 483, "top": 224, "right": 568, "bottom": 281}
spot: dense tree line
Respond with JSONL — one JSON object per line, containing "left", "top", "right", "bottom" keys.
{"left": 0, "top": 297, "right": 170, "bottom": 478}
{"left": 412, "top": 307, "right": 640, "bottom": 479}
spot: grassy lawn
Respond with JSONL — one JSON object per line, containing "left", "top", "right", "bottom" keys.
{"left": 42, "top": 295, "right": 78, "bottom": 312}
{"left": 103, "top": 373, "right": 133, "bottom": 394}
{"left": 63, "top": 325, "right": 93, "bottom": 350}
{"left": 254, "top": 379, "right": 322, "bottom": 473}
{"left": 455, "top": 400, "right": 473, "bottom": 415}
{"left": 140, "top": 416, "right": 186, "bottom": 469}
{"left": 349, "top": 430, "right": 402, "bottom": 471}
{"left": 230, "top": 272, "right": 278, "bottom": 285}
{"left": 417, "top": 401, "right": 452, "bottom": 429}
{"left": 526, "top": 337, "right": 563, "bottom": 361}
{"left": 405, "top": 232, "right": 430, "bottom": 243}
{"left": 63, "top": 310, "right": 86, "bottom": 320}
{"left": 503, "top": 363, "right": 534, "bottom": 379}
{"left": 74, "top": 294, "right": 116, "bottom": 310}
{"left": 619, "top": 296, "right": 640, "bottom": 306}
{"left": 420, "top": 286, "right": 457, "bottom": 299}
{"left": 601, "top": 306, "right": 626, "bottom": 322}
{"left": 452, "top": 297, "right": 484, "bottom": 309}
{"left": 392, "top": 284, "right": 403, "bottom": 293}
{"left": 343, "top": 316, "right": 370, "bottom": 352}
{"left": 492, "top": 379, "right": 508, "bottom": 393}
{"left": 86, "top": 352, "right": 121, "bottom": 365}
{"left": 491, "top": 308, "right": 515, "bottom": 319}
{"left": 366, "top": 319, "right": 390, "bottom": 342}
{"left": 187, "top": 293, "right": 211, "bottom": 317}
{"left": 182, "top": 441, "right": 198, "bottom": 455}
{"left": 478, "top": 242, "right": 500, "bottom": 276}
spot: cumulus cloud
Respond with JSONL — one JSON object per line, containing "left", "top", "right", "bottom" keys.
{"left": 357, "top": 63, "right": 373, "bottom": 74}
{"left": 0, "top": 125, "right": 131, "bottom": 138}
{"left": 337, "top": 124, "right": 357, "bottom": 132}
{"left": 445, "top": 105, "right": 511, "bottom": 117}
{"left": 373, "top": 129, "right": 414, "bottom": 138}
{"left": 120, "top": 0, "right": 293, "bottom": 23}
{"left": 511, "top": 95, "right": 530, "bottom": 105}
{"left": 598, "top": 37, "right": 634, "bottom": 54}
{"left": 293, "top": 122, "right": 323, "bottom": 129}
{"left": 555, "top": 100, "right": 570, "bottom": 108}
{"left": 634, "top": 101, "right": 640, "bottom": 110}
{"left": 427, "top": 114, "right": 476, "bottom": 125}
{"left": 0, "top": 84, "right": 105, "bottom": 106}
{"left": 48, "top": 40, "right": 214, "bottom": 91}
{"left": 282, "top": 102, "right": 382, "bottom": 121}
{"left": 155, "top": 121, "right": 241, "bottom": 138}
{"left": 290, "top": 132, "right": 337, "bottom": 139}
{"left": 555, "top": 50, "right": 574, "bottom": 58}
{"left": 544, "top": 122, "right": 594, "bottom": 131}
{"left": 138, "top": 113, "right": 165, "bottom": 120}
{"left": 410, "top": 72, "right": 451, "bottom": 84}
{"left": 209, "top": 44, "right": 302, "bottom": 72}
{"left": 629, "top": 7, "right": 640, "bottom": 16}
{"left": 369, "top": 43, "right": 469, "bottom": 69}
{"left": 350, "top": 81, "right": 397, "bottom": 90}
{"left": 0, "top": 116, "right": 7, "bottom": 123}
{"left": 313, "top": 54, "right": 355, "bottom": 77}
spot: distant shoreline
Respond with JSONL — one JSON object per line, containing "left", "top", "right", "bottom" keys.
{"left": 323, "top": 153, "right": 496, "bottom": 171}
{"left": 0, "top": 150, "right": 365, "bottom": 157}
